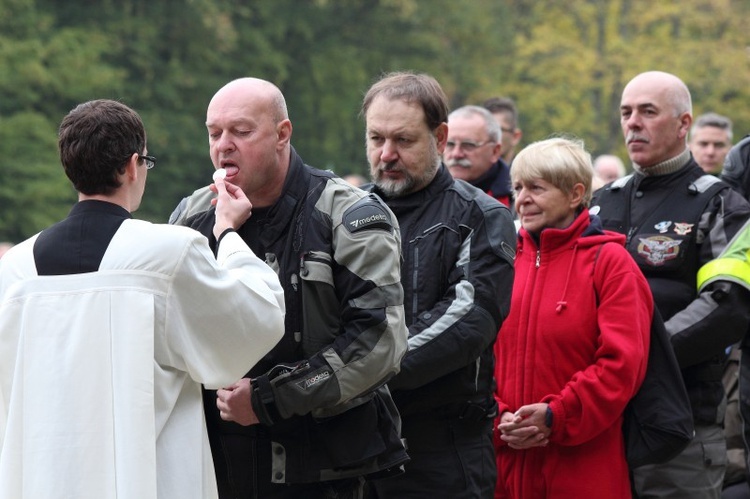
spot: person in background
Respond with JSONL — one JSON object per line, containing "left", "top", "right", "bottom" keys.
{"left": 697, "top": 214, "right": 750, "bottom": 499}
{"left": 482, "top": 96, "right": 523, "bottom": 166}
{"left": 445, "top": 105, "right": 513, "bottom": 207}
{"left": 593, "top": 154, "right": 627, "bottom": 184}
{"left": 0, "top": 242, "right": 13, "bottom": 259}
{"left": 495, "top": 137, "right": 652, "bottom": 498}
{"left": 342, "top": 172, "right": 366, "bottom": 187}
{"left": 591, "top": 71, "right": 750, "bottom": 499}
{"left": 721, "top": 135, "right": 750, "bottom": 200}
{"left": 0, "top": 99, "right": 286, "bottom": 499}
{"left": 169, "top": 77, "right": 409, "bottom": 499}
{"left": 361, "top": 71, "right": 517, "bottom": 498}
{"left": 689, "top": 112, "right": 733, "bottom": 175}
{"left": 721, "top": 343, "right": 750, "bottom": 499}
{"left": 716, "top": 137, "right": 750, "bottom": 499}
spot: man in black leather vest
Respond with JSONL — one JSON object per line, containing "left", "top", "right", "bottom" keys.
{"left": 591, "top": 71, "right": 750, "bottom": 499}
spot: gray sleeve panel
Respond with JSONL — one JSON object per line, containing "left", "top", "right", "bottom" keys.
{"left": 266, "top": 180, "right": 407, "bottom": 420}
{"left": 389, "top": 191, "right": 516, "bottom": 391}
{"left": 168, "top": 186, "right": 214, "bottom": 226}
{"left": 667, "top": 281, "right": 750, "bottom": 367}
{"left": 667, "top": 188, "right": 750, "bottom": 367}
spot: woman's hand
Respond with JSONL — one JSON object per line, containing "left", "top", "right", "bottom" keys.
{"left": 497, "top": 403, "right": 551, "bottom": 450}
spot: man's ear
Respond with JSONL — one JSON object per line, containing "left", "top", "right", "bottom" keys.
{"left": 277, "top": 119, "right": 293, "bottom": 149}
{"left": 124, "top": 152, "right": 140, "bottom": 181}
{"left": 678, "top": 112, "right": 692, "bottom": 140}
{"left": 511, "top": 129, "right": 523, "bottom": 148}
{"left": 491, "top": 142, "right": 503, "bottom": 162}
{"left": 435, "top": 122, "right": 449, "bottom": 153}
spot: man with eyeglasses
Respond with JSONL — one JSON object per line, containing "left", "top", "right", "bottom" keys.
{"left": 445, "top": 105, "right": 513, "bottom": 207}
{"left": 0, "top": 99, "right": 286, "bottom": 499}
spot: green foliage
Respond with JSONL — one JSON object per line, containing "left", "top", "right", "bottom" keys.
{"left": 0, "top": 112, "right": 75, "bottom": 242}
{"left": 497, "top": 0, "right": 750, "bottom": 161}
{"left": 1, "top": 0, "right": 749, "bottom": 242}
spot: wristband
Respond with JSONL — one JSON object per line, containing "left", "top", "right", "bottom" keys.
{"left": 545, "top": 406, "right": 554, "bottom": 428}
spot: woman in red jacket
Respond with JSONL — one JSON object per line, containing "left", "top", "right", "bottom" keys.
{"left": 494, "top": 137, "right": 653, "bottom": 498}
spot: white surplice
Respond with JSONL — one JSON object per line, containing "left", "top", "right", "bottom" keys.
{"left": 0, "top": 220, "right": 285, "bottom": 499}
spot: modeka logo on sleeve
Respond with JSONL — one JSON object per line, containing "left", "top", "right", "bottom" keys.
{"left": 343, "top": 200, "right": 392, "bottom": 234}
{"left": 349, "top": 213, "right": 387, "bottom": 229}
{"left": 296, "top": 370, "right": 331, "bottom": 390}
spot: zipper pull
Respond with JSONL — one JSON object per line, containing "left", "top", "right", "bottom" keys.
{"left": 626, "top": 226, "right": 637, "bottom": 246}
{"left": 536, "top": 250, "right": 541, "bottom": 268}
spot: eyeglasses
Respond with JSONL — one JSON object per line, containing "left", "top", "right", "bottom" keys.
{"left": 445, "top": 140, "right": 495, "bottom": 153}
{"left": 138, "top": 155, "right": 156, "bottom": 170}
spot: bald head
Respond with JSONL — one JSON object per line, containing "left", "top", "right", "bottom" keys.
{"left": 209, "top": 78, "right": 288, "bottom": 124}
{"left": 620, "top": 71, "right": 693, "bottom": 169}
{"left": 206, "top": 77, "right": 293, "bottom": 207}
{"left": 593, "top": 154, "right": 626, "bottom": 183}
{"left": 624, "top": 71, "right": 692, "bottom": 116}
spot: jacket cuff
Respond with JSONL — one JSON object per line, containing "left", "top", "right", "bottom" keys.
{"left": 542, "top": 396, "right": 563, "bottom": 440}
{"left": 216, "top": 228, "right": 235, "bottom": 247}
{"left": 251, "top": 376, "right": 282, "bottom": 426}
{"left": 545, "top": 405, "right": 554, "bottom": 429}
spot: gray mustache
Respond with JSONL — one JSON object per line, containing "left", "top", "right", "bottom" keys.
{"left": 379, "top": 162, "right": 401, "bottom": 172}
{"left": 446, "top": 159, "right": 472, "bottom": 169}
{"left": 627, "top": 133, "right": 649, "bottom": 144}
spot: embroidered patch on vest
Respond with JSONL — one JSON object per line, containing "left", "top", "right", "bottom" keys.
{"left": 637, "top": 236, "right": 682, "bottom": 266}
{"left": 654, "top": 221, "right": 672, "bottom": 233}
{"left": 673, "top": 223, "right": 693, "bottom": 236}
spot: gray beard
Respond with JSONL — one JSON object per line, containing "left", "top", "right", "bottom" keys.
{"left": 374, "top": 155, "right": 441, "bottom": 198}
{"left": 375, "top": 175, "right": 417, "bottom": 198}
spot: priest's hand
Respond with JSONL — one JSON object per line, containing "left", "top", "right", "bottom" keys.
{"left": 211, "top": 177, "right": 253, "bottom": 240}
{"left": 217, "top": 378, "right": 260, "bottom": 426}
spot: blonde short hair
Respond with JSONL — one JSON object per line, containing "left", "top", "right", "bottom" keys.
{"left": 511, "top": 137, "right": 594, "bottom": 207}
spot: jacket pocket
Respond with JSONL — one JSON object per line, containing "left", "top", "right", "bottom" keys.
{"left": 311, "top": 394, "right": 386, "bottom": 468}
{"left": 299, "top": 252, "right": 339, "bottom": 356}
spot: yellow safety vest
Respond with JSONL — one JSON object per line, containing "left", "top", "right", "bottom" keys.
{"left": 697, "top": 219, "right": 750, "bottom": 292}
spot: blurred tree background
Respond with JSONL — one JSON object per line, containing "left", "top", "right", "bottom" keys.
{"left": 1, "top": 0, "right": 748, "bottom": 242}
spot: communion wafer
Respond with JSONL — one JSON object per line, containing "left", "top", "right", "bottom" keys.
{"left": 213, "top": 169, "right": 227, "bottom": 181}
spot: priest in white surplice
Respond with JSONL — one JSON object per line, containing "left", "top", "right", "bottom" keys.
{"left": 0, "top": 99, "right": 285, "bottom": 499}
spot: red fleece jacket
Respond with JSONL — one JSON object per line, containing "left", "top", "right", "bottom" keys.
{"left": 494, "top": 210, "right": 652, "bottom": 499}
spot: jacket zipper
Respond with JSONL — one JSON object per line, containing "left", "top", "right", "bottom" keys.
{"left": 412, "top": 245, "right": 420, "bottom": 318}
{"left": 626, "top": 226, "right": 638, "bottom": 246}
{"left": 536, "top": 250, "right": 541, "bottom": 268}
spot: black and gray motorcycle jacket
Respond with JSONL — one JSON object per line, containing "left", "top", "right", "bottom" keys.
{"left": 366, "top": 165, "right": 516, "bottom": 420}
{"left": 170, "top": 148, "right": 409, "bottom": 486}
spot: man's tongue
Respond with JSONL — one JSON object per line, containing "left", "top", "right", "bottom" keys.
{"left": 223, "top": 165, "right": 240, "bottom": 178}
